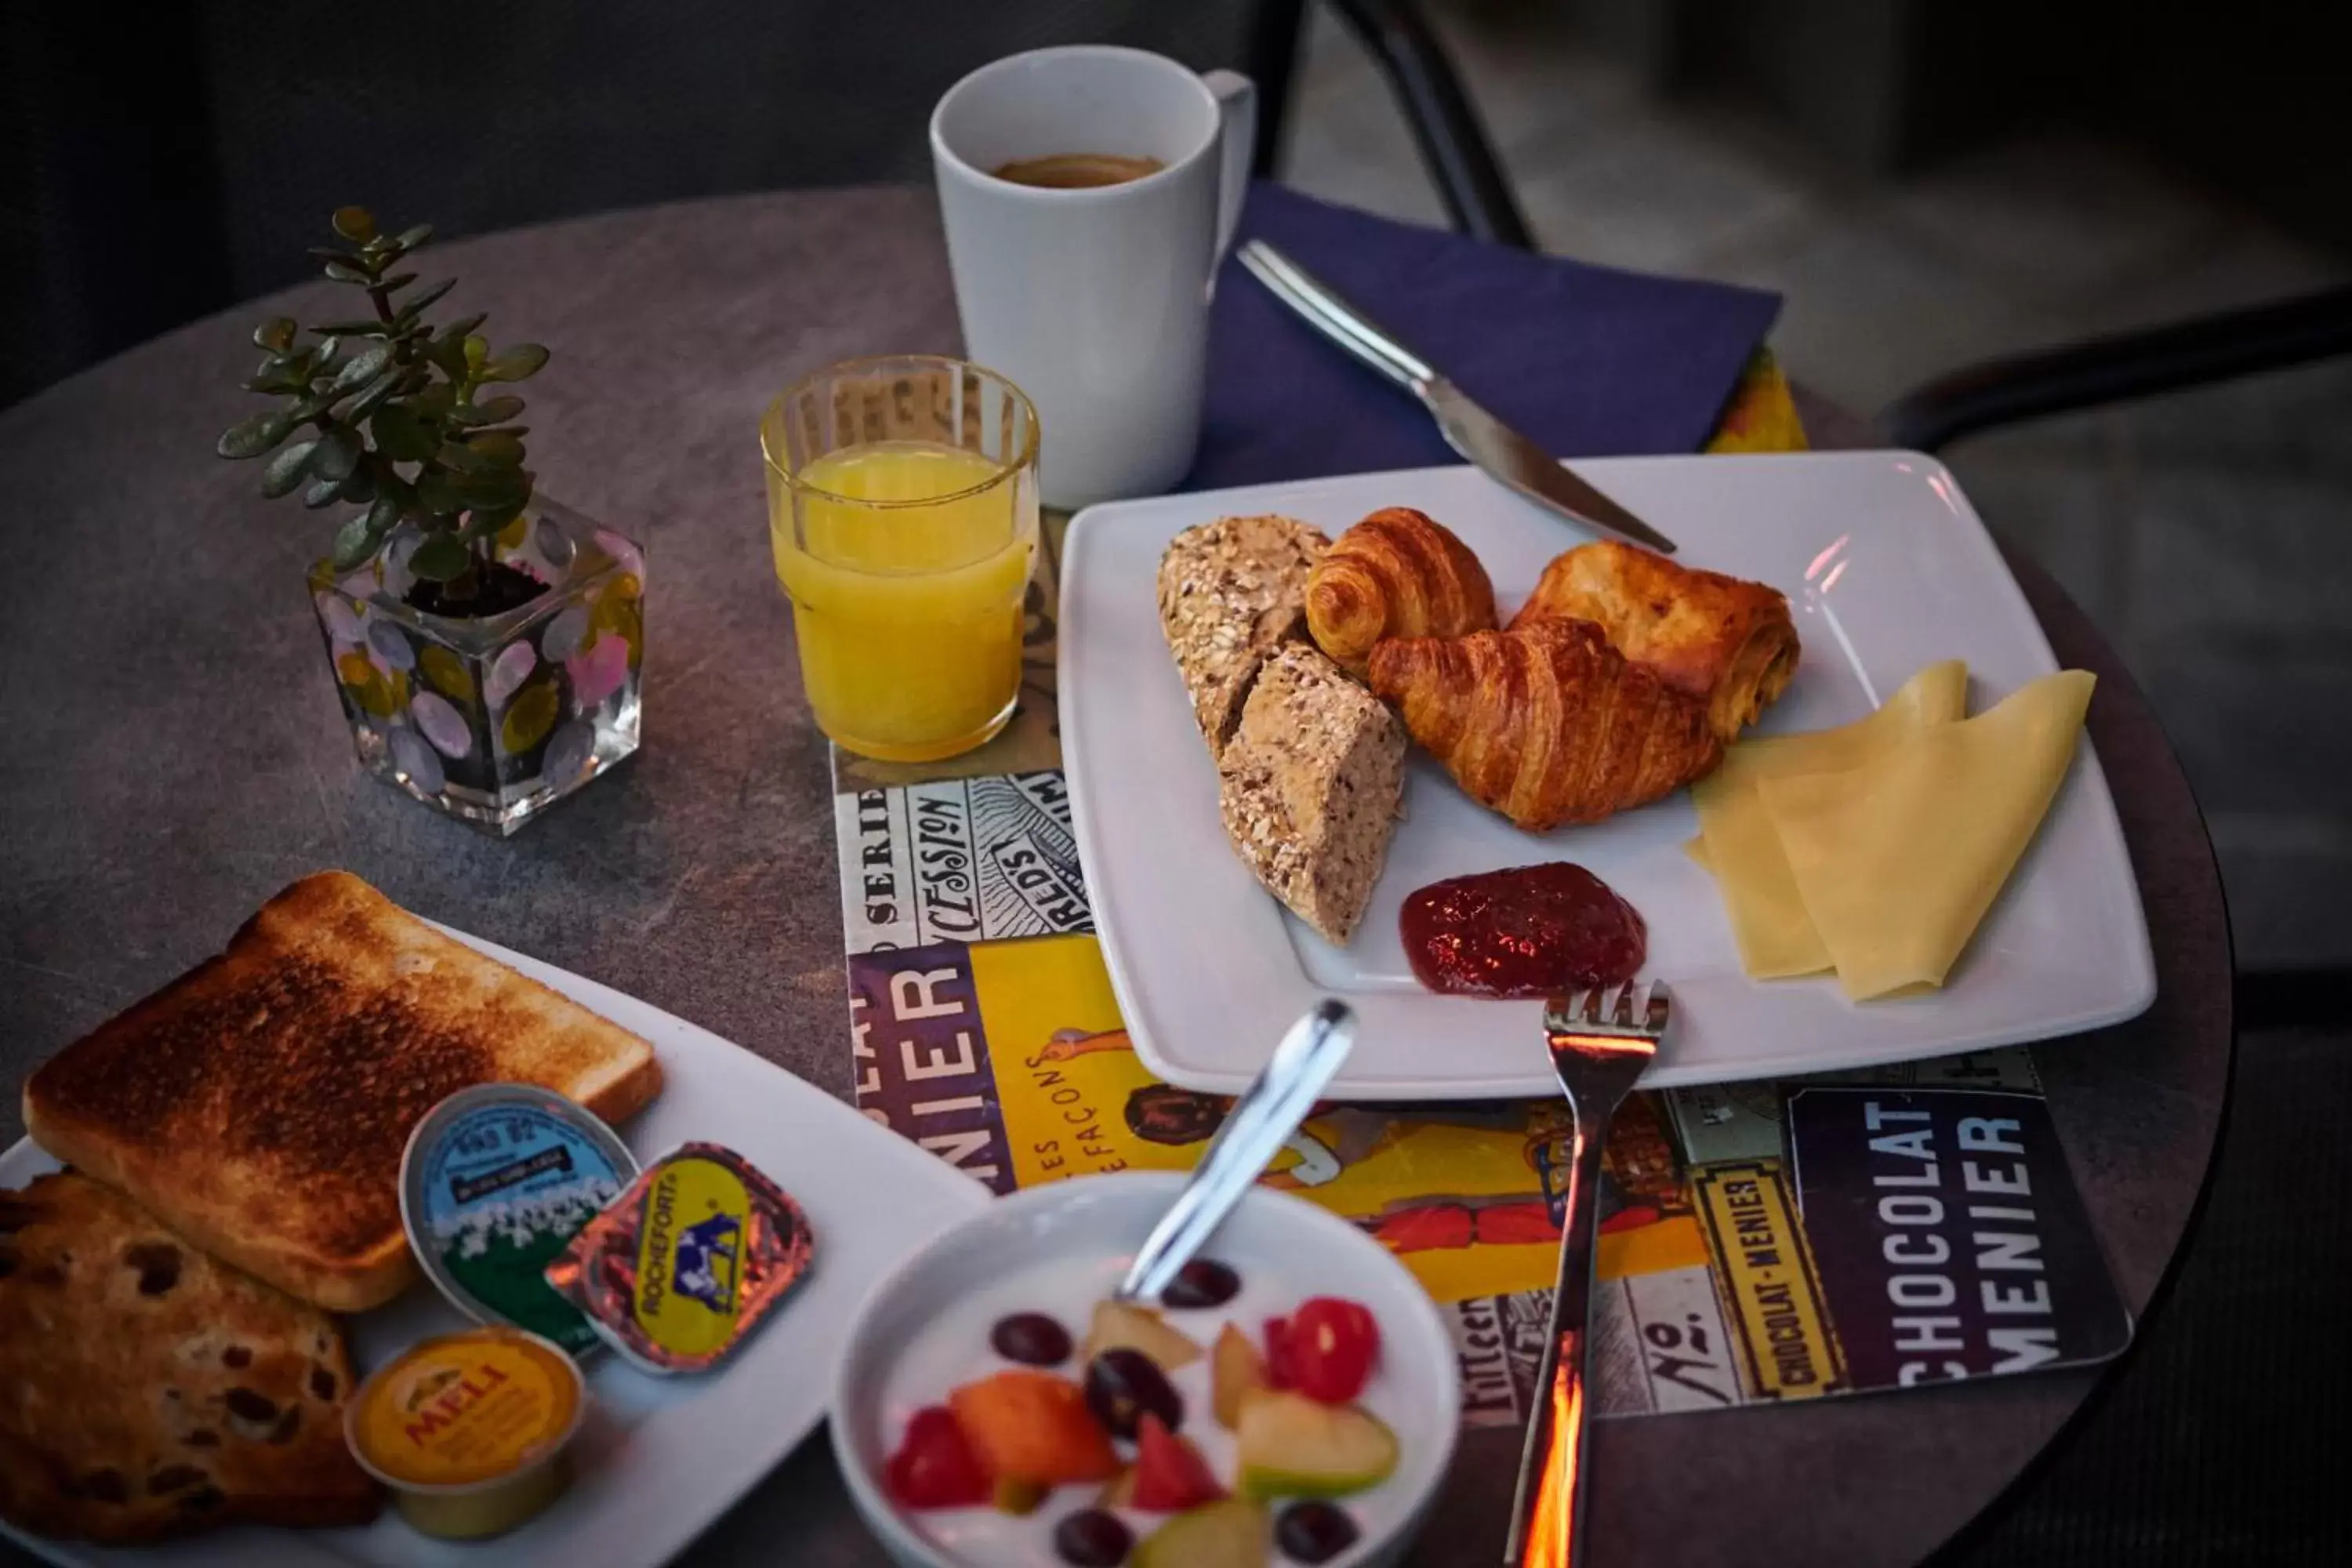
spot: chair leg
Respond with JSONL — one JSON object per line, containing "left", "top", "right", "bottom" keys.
{"left": 1248, "top": 0, "right": 1311, "bottom": 178}
{"left": 1322, "top": 0, "right": 1535, "bottom": 249}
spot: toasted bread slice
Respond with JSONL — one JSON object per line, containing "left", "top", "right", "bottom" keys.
{"left": 0, "top": 1171, "right": 380, "bottom": 1542}
{"left": 22, "top": 871, "right": 662, "bottom": 1312}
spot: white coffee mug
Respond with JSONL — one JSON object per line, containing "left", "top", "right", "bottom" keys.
{"left": 931, "top": 46, "right": 1257, "bottom": 510}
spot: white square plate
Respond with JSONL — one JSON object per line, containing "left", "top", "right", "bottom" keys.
{"left": 1, "top": 926, "right": 988, "bottom": 1568}
{"left": 1060, "top": 452, "right": 2155, "bottom": 1099}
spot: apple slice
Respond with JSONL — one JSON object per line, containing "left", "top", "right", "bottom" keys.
{"left": 1235, "top": 1388, "right": 1399, "bottom": 1501}
{"left": 1213, "top": 1322, "right": 1268, "bottom": 1430}
{"left": 1081, "top": 1299, "right": 1203, "bottom": 1372}
{"left": 1133, "top": 1498, "right": 1271, "bottom": 1568}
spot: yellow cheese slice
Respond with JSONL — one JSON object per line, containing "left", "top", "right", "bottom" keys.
{"left": 1691, "top": 661, "right": 1969, "bottom": 978}
{"left": 1755, "top": 670, "right": 2095, "bottom": 1000}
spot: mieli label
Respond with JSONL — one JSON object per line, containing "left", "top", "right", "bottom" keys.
{"left": 353, "top": 1331, "right": 579, "bottom": 1486}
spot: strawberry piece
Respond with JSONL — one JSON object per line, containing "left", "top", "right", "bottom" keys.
{"left": 948, "top": 1368, "right": 1120, "bottom": 1485}
{"left": 1264, "top": 1316, "right": 1298, "bottom": 1391}
{"left": 886, "top": 1406, "right": 989, "bottom": 1508}
{"left": 1129, "top": 1412, "right": 1226, "bottom": 1512}
{"left": 1290, "top": 1298, "right": 1380, "bottom": 1405}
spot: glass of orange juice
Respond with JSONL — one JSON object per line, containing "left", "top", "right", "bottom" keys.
{"left": 760, "top": 356, "right": 1040, "bottom": 761}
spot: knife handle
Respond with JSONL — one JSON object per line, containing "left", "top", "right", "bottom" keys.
{"left": 1238, "top": 240, "right": 1436, "bottom": 397}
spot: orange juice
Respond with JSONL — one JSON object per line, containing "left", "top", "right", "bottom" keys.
{"left": 770, "top": 441, "right": 1037, "bottom": 761}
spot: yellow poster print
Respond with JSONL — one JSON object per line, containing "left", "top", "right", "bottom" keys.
{"left": 969, "top": 935, "right": 1705, "bottom": 1302}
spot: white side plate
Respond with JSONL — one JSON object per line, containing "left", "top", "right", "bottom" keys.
{"left": 1, "top": 926, "right": 989, "bottom": 1568}
{"left": 1060, "top": 452, "right": 2155, "bottom": 1099}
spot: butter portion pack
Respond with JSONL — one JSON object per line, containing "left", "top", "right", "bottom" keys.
{"left": 543, "top": 1142, "right": 815, "bottom": 1374}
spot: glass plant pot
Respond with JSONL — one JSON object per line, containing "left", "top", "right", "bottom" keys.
{"left": 307, "top": 498, "right": 644, "bottom": 835}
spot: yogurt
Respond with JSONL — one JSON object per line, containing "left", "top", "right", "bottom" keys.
{"left": 877, "top": 1250, "right": 1419, "bottom": 1567}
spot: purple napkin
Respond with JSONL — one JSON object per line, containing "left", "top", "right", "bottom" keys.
{"left": 1184, "top": 183, "right": 1781, "bottom": 492}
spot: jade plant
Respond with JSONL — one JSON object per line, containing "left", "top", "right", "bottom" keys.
{"left": 216, "top": 205, "right": 550, "bottom": 612}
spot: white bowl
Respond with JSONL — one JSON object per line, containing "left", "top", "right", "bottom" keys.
{"left": 830, "top": 1171, "right": 1461, "bottom": 1568}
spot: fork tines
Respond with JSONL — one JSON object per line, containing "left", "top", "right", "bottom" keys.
{"left": 1544, "top": 982, "right": 1671, "bottom": 1040}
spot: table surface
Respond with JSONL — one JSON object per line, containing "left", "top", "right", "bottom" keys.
{"left": 0, "top": 186, "right": 2231, "bottom": 1568}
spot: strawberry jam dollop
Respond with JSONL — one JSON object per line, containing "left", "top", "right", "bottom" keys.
{"left": 1400, "top": 863, "right": 1645, "bottom": 997}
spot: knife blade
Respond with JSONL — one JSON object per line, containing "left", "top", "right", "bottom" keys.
{"left": 1423, "top": 379, "right": 1679, "bottom": 554}
{"left": 1236, "top": 239, "right": 1678, "bottom": 554}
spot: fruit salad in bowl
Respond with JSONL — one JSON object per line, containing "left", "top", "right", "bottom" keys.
{"left": 832, "top": 1173, "right": 1461, "bottom": 1568}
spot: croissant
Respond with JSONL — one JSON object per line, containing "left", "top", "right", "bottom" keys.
{"left": 1306, "top": 508, "right": 1497, "bottom": 671}
{"left": 1509, "top": 542, "right": 1799, "bottom": 741}
{"left": 1369, "top": 619, "right": 1722, "bottom": 831}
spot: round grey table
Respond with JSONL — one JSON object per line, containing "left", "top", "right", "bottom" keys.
{"left": 0, "top": 187, "right": 2230, "bottom": 1566}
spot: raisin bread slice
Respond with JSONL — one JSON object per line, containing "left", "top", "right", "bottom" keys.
{"left": 1156, "top": 514, "right": 1330, "bottom": 759}
{"left": 0, "top": 1171, "right": 378, "bottom": 1543}
{"left": 1216, "top": 643, "right": 1407, "bottom": 945}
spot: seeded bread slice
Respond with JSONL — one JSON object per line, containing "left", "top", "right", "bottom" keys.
{"left": 1156, "top": 514, "right": 1330, "bottom": 759}
{"left": 1216, "top": 643, "right": 1407, "bottom": 945}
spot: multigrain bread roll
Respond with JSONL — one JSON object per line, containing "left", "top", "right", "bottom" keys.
{"left": 1156, "top": 514, "right": 1330, "bottom": 758}
{"left": 1508, "top": 541, "right": 1799, "bottom": 741}
{"left": 1217, "top": 643, "right": 1407, "bottom": 944}
{"left": 22, "top": 871, "right": 662, "bottom": 1311}
{"left": 1305, "top": 507, "right": 1496, "bottom": 673}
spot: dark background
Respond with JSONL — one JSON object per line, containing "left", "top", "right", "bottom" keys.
{"left": 2, "top": 0, "right": 1285, "bottom": 407}
{"left": 8, "top": 0, "right": 2350, "bottom": 407}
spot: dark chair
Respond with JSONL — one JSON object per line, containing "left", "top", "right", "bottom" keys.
{"left": 1, "top": 0, "right": 1526, "bottom": 407}
{"left": 1880, "top": 287, "right": 2352, "bottom": 1031}
{"left": 1323, "top": 0, "right": 1532, "bottom": 249}
{"left": 1878, "top": 289, "right": 2352, "bottom": 454}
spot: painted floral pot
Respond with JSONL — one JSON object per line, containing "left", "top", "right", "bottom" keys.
{"left": 307, "top": 498, "right": 644, "bottom": 834}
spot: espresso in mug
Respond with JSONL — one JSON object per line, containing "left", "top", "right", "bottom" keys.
{"left": 991, "top": 153, "right": 1165, "bottom": 189}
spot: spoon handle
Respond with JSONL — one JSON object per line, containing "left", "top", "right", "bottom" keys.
{"left": 1116, "top": 1000, "right": 1357, "bottom": 1301}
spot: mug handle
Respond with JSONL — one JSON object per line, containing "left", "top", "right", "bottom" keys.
{"left": 1201, "top": 69, "right": 1258, "bottom": 260}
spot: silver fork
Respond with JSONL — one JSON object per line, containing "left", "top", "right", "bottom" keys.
{"left": 1504, "top": 983, "right": 1671, "bottom": 1568}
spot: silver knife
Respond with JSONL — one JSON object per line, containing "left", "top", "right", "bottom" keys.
{"left": 1236, "top": 238, "right": 1677, "bottom": 554}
